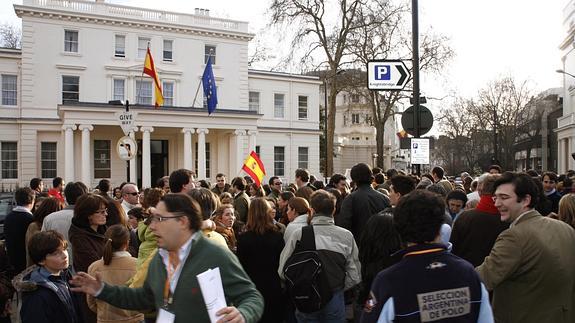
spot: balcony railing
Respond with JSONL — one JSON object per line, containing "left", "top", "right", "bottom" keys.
{"left": 22, "top": 0, "right": 249, "bottom": 33}
{"left": 558, "top": 113, "right": 574, "bottom": 129}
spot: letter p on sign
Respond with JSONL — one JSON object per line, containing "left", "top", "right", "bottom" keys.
{"left": 374, "top": 65, "right": 391, "bottom": 80}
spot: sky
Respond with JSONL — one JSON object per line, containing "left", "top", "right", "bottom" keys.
{"left": 0, "top": 0, "right": 566, "bottom": 108}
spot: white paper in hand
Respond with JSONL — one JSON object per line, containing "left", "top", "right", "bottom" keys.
{"left": 196, "top": 267, "right": 227, "bottom": 323}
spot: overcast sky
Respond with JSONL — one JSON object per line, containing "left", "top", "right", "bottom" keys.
{"left": 1, "top": 0, "right": 566, "bottom": 102}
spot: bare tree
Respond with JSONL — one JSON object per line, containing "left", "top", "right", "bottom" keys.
{"left": 0, "top": 23, "right": 21, "bottom": 49}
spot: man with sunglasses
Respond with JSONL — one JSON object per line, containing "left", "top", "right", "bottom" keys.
{"left": 71, "top": 193, "right": 264, "bottom": 323}
{"left": 120, "top": 183, "right": 140, "bottom": 218}
{"left": 267, "top": 176, "right": 283, "bottom": 201}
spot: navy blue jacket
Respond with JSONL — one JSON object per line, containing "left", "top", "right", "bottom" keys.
{"left": 4, "top": 209, "right": 33, "bottom": 273}
{"left": 360, "top": 244, "right": 493, "bottom": 323}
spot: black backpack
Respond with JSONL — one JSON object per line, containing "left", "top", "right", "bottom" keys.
{"left": 283, "top": 225, "right": 333, "bottom": 313}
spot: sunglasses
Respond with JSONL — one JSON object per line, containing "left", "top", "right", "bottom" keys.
{"left": 126, "top": 192, "right": 139, "bottom": 196}
{"left": 274, "top": 182, "right": 282, "bottom": 186}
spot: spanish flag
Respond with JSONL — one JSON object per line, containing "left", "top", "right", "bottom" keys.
{"left": 396, "top": 129, "right": 409, "bottom": 138}
{"left": 242, "top": 151, "right": 266, "bottom": 187}
{"left": 143, "top": 47, "right": 164, "bottom": 108}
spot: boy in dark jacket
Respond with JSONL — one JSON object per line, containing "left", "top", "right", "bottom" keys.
{"left": 12, "top": 231, "right": 80, "bottom": 323}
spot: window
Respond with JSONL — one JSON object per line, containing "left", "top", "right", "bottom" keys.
{"left": 136, "top": 80, "right": 153, "bottom": 105}
{"left": 138, "top": 37, "right": 150, "bottom": 59}
{"left": 255, "top": 145, "right": 260, "bottom": 157}
{"left": 298, "top": 147, "right": 309, "bottom": 170}
{"left": 163, "top": 40, "right": 173, "bottom": 61}
{"left": 298, "top": 95, "right": 308, "bottom": 120}
{"left": 274, "top": 93, "right": 285, "bottom": 118}
{"left": 113, "top": 79, "right": 125, "bottom": 101}
{"left": 62, "top": 76, "right": 79, "bottom": 103}
{"left": 1, "top": 75, "right": 17, "bottom": 106}
{"left": 205, "top": 45, "right": 216, "bottom": 64}
{"left": 40, "top": 142, "right": 57, "bottom": 179}
{"left": 351, "top": 94, "right": 360, "bottom": 103}
{"left": 1, "top": 142, "right": 17, "bottom": 179}
{"left": 64, "top": 30, "right": 78, "bottom": 53}
{"left": 163, "top": 82, "right": 174, "bottom": 106}
{"left": 94, "top": 140, "right": 111, "bottom": 178}
{"left": 352, "top": 113, "right": 360, "bottom": 124}
{"left": 249, "top": 91, "right": 260, "bottom": 112}
{"left": 274, "top": 146, "right": 285, "bottom": 177}
{"left": 115, "top": 35, "right": 125, "bottom": 57}
{"left": 194, "top": 142, "right": 211, "bottom": 179}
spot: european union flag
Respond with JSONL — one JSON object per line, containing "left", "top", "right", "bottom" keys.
{"left": 202, "top": 59, "right": 218, "bottom": 114}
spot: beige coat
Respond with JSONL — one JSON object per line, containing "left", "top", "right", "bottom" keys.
{"left": 87, "top": 252, "right": 144, "bottom": 323}
{"left": 477, "top": 210, "right": 575, "bottom": 323}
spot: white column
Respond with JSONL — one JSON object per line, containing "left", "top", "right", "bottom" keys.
{"left": 570, "top": 137, "right": 574, "bottom": 171}
{"left": 197, "top": 128, "right": 209, "bottom": 179}
{"left": 558, "top": 138, "right": 563, "bottom": 174}
{"left": 182, "top": 128, "right": 195, "bottom": 171}
{"left": 234, "top": 129, "right": 246, "bottom": 172}
{"left": 79, "top": 124, "right": 93, "bottom": 186}
{"left": 129, "top": 127, "right": 139, "bottom": 183}
{"left": 62, "top": 124, "right": 77, "bottom": 183}
{"left": 141, "top": 126, "right": 154, "bottom": 188}
{"left": 247, "top": 130, "right": 257, "bottom": 153}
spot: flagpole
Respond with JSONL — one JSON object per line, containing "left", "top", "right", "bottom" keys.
{"left": 191, "top": 79, "right": 203, "bottom": 108}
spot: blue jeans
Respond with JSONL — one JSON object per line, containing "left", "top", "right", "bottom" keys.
{"left": 295, "top": 290, "right": 345, "bottom": 323}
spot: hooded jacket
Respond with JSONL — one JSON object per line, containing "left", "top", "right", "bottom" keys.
{"left": 13, "top": 266, "right": 80, "bottom": 323}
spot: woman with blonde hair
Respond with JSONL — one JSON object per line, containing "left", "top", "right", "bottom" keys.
{"left": 283, "top": 197, "right": 310, "bottom": 242}
{"left": 558, "top": 193, "right": 575, "bottom": 229}
{"left": 236, "top": 198, "right": 285, "bottom": 322}
{"left": 137, "top": 188, "right": 164, "bottom": 268}
{"left": 212, "top": 204, "right": 237, "bottom": 252}
{"left": 87, "top": 224, "right": 144, "bottom": 323}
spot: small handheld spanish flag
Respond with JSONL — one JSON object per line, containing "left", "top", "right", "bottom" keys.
{"left": 396, "top": 129, "right": 409, "bottom": 139}
{"left": 143, "top": 46, "right": 164, "bottom": 108}
{"left": 242, "top": 151, "right": 266, "bottom": 187}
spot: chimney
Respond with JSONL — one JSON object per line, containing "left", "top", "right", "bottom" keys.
{"left": 195, "top": 8, "right": 200, "bottom": 15}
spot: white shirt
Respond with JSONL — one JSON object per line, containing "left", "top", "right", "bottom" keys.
{"left": 158, "top": 232, "right": 200, "bottom": 293}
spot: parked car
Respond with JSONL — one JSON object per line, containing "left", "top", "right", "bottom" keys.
{"left": 0, "top": 192, "right": 15, "bottom": 240}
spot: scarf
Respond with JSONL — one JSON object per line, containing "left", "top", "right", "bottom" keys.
{"left": 475, "top": 195, "right": 499, "bottom": 215}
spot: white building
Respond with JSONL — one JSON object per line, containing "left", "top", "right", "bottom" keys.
{"left": 557, "top": 0, "right": 575, "bottom": 173}
{"left": 0, "top": 0, "right": 320, "bottom": 190}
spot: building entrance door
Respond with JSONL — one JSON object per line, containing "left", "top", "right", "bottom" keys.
{"left": 137, "top": 140, "right": 169, "bottom": 188}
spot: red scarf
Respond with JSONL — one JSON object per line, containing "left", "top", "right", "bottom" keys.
{"left": 475, "top": 195, "right": 499, "bottom": 215}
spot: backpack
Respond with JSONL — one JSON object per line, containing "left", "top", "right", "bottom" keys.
{"left": 283, "top": 225, "right": 333, "bottom": 313}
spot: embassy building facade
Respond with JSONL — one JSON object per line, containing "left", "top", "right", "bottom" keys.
{"left": 0, "top": 0, "right": 320, "bottom": 190}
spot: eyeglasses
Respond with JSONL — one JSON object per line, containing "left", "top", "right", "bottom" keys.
{"left": 126, "top": 192, "right": 139, "bottom": 196}
{"left": 274, "top": 182, "right": 282, "bottom": 186}
{"left": 149, "top": 214, "right": 186, "bottom": 223}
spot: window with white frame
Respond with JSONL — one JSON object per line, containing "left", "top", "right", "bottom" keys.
{"left": 298, "top": 95, "right": 308, "bottom": 120}
{"left": 204, "top": 45, "right": 216, "bottom": 64}
{"left": 62, "top": 76, "right": 79, "bottom": 103}
{"left": 274, "top": 146, "right": 285, "bottom": 177}
{"left": 249, "top": 91, "right": 260, "bottom": 112}
{"left": 351, "top": 94, "right": 360, "bottom": 103}
{"left": 163, "top": 39, "right": 173, "bottom": 61}
{"left": 163, "top": 82, "right": 174, "bottom": 106}
{"left": 1, "top": 75, "right": 17, "bottom": 106}
{"left": 274, "top": 93, "right": 285, "bottom": 118}
{"left": 113, "top": 79, "right": 125, "bottom": 101}
{"left": 94, "top": 140, "right": 111, "bottom": 178}
{"left": 194, "top": 142, "right": 211, "bottom": 179}
{"left": 352, "top": 113, "right": 360, "bottom": 124}
{"left": 255, "top": 145, "right": 260, "bottom": 157}
{"left": 64, "top": 30, "right": 78, "bottom": 53}
{"left": 298, "top": 147, "right": 309, "bottom": 170}
{"left": 1, "top": 141, "right": 17, "bottom": 179}
{"left": 40, "top": 142, "right": 57, "bottom": 179}
{"left": 138, "top": 37, "right": 150, "bottom": 59}
{"left": 136, "top": 80, "right": 153, "bottom": 105}
{"left": 114, "top": 35, "right": 125, "bottom": 57}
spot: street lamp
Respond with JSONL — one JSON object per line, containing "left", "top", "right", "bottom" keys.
{"left": 556, "top": 69, "right": 575, "bottom": 79}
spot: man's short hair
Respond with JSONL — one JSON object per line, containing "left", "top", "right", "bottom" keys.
{"left": 542, "top": 171, "right": 558, "bottom": 183}
{"left": 30, "top": 178, "right": 42, "bottom": 191}
{"left": 494, "top": 172, "right": 539, "bottom": 208}
{"left": 28, "top": 230, "right": 68, "bottom": 266}
{"left": 390, "top": 175, "right": 415, "bottom": 196}
{"left": 432, "top": 166, "right": 445, "bottom": 179}
{"left": 488, "top": 165, "right": 502, "bottom": 173}
{"left": 169, "top": 169, "right": 193, "bottom": 193}
{"left": 268, "top": 176, "right": 280, "bottom": 186}
{"left": 295, "top": 169, "right": 310, "bottom": 183}
{"left": 372, "top": 167, "right": 382, "bottom": 175}
{"left": 279, "top": 191, "right": 295, "bottom": 202}
{"left": 216, "top": 173, "right": 226, "bottom": 179}
{"left": 329, "top": 173, "right": 347, "bottom": 186}
{"left": 427, "top": 183, "right": 447, "bottom": 198}
{"left": 374, "top": 173, "right": 385, "bottom": 185}
{"left": 385, "top": 168, "right": 398, "bottom": 180}
{"left": 52, "top": 177, "right": 64, "bottom": 188}
{"left": 96, "top": 179, "right": 111, "bottom": 193}
{"left": 481, "top": 174, "right": 500, "bottom": 195}
{"left": 350, "top": 163, "right": 373, "bottom": 185}
{"left": 394, "top": 190, "right": 445, "bottom": 244}
{"left": 231, "top": 177, "right": 247, "bottom": 191}
{"left": 309, "top": 190, "right": 336, "bottom": 216}
{"left": 15, "top": 187, "right": 35, "bottom": 206}
{"left": 161, "top": 193, "right": 202, "bottom": 231}
{"left": 446, "top": 190, "right": 468, "bottom": 205}
{"left": 65, "top": 182, "right": 88, "bottom": 205}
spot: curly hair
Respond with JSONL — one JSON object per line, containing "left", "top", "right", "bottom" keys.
{"left": 393, "top": 190, "right": 445, "bottom": 243}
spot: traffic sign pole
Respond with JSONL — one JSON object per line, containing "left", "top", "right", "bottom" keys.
{"left": 412, "top": 0, "right": 421, "bottom": 176}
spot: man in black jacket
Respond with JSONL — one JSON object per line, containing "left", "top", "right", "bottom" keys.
{"left": 336, "top": 163, "right": 389, "bottom": 241}
{"left": 5, "top": 187, "right": 35, "bottom": 274}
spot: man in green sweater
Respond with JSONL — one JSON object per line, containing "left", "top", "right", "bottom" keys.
{"left": 71, "top": 193, "right": 263, "bottom": 323}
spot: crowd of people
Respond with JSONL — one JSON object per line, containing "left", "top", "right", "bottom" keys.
{"left": 0, "top": 163, "right": 574, "bottom": 322}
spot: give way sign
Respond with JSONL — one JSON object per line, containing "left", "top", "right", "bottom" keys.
{"left": 115, "top": 111, "right": 137, "bottom": 136}
{"left": 367, "top": 60, "right": 410, "bottom": 91}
